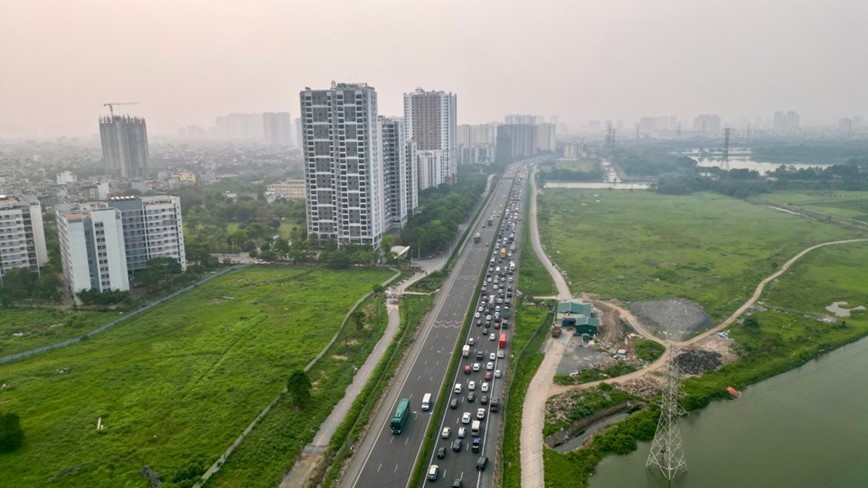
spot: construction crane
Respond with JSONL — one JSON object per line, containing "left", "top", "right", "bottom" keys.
{"left": 103, "top": 102, "right": 138, "bottom": 118}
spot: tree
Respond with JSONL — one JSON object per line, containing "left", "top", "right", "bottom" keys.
{"left": 351, "top": 310, "right": 365, "bottom": 332}
{"left": 0, "top": 411, "right": 24, "bottom": 453}
{"left": 137, "top": 257, "right": 183, "bottom": 289}
{"left": 286, "top": 370, "right": 312, "bottom": 407}
{"left": 743, "top": 316, "right": 760, "bottom": 330}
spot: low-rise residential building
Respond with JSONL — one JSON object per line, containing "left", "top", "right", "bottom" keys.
{"left": 265, "top": 180, "right": 306, "bottom": 202}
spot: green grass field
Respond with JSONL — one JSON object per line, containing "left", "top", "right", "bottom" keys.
{"left": 756, "top": 190, "right": 868, "bottom": 223}
{"left": 0, "top": 267, "right": 392, "bottom": 487}
{"left": 537, "top": 190, "right": 859, "bottom": 320}
{"left": 519, "top": 179, "right": 557, "bottom": 297}
{"left": 0, "top": 309, "right": 119, "bottom": 357}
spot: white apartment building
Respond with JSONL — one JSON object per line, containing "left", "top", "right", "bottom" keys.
{"left": 56, "top": 204, "right": 130, "bottom": 297}
{"left": 0, "top": 196, "right": 47, "bottom": 279}
{"left": 300, "top": 82, "right": 385, "bottom": 248}
{"left": 107, "top": 196, "right": 187, "bottom": 272}
{"left": 379, "top": 117, "right": 418, "bottom": 230}
{"left": 417, "top": 150, "right": 445, "bottom": 191}
{"left": 404, "top": 88, "right": 457, "bottom": 183}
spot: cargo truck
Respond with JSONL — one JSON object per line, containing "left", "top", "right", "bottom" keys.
{"left": 462, "top": 345, "right": 470, "bottom": 357}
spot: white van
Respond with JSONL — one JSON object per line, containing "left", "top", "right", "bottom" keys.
{"left": 422, "top": 393, "right": 432, "bottom": 411}
{"left": 471, "top": 420, "right": 481, "bottom": 434}
{"left": 462, "top": 345, "right": 471, "bottom": 357}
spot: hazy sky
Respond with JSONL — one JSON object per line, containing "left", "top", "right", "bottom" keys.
{"left": 2, "top": 0, "right": 867, "bottom": 136}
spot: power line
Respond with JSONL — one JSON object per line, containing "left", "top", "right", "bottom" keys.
{"left": 646, "top": 350, "right": 687, "bottom": 480}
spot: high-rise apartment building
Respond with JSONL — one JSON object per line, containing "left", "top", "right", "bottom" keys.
{"left": 417, "top": 150, "right": 445, "bottom": 190}
{"left": 300, "top": 82, "right": 385, "bottom": 248}
{"left": 458, "top": 123, "right": 498, "bottom": 164}
{"left": 403, "top": 88, "right": 457, "bottom": 183}
{"left": 379, "top": 117, "right": 418, "bottom": 230}
{"left": 0, "top": 196, "right": 47, "bottom": 279}
{"left": 99, "top": 115, "right": 149, "bottom": 179}
{"left": 263, "top": 112, "right": 292, "bottom": 146}
{"left": 774, "top": 111, "right": 800, "bottom": 133}
{"left": 107, "top": 196, "right": 186, "bottom": 272}
{"left": 55, "top": 204, "right": 130, "bottom": 296}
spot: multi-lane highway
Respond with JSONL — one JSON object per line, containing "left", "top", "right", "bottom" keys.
{"left": 421, "top": 168, "right": 527, "bottom": 487}
{"left": 342, "top": 165, "right": 524, "bottom": 488}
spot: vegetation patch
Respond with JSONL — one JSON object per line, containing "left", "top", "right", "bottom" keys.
{"left": 537, "top": 189, "right": 857, "bottom": 320}
{"left": 519, "top": 178, "right": 557, "bottom": 297}
{"left": 755, "top": 190, "right": 868, "bottom": 224}
{"left": 0, "top": 309, "right": 118, "bottom": 357}
{"left": 553, "top": 363, "right": 639, "bottom": 385}
{"left": 0, "top": 267, "right": 391, "bottom": 487}
{"left": 633, "top": 339, "right": 665, "bottom": 363}
{"left": 543, "top": 384, "right": 635, "bottom": 438}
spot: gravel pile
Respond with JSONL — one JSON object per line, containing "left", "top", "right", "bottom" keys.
{"left": 630, "top": 298, "right": 714, "bottom": 341}
{"left": 674, "top": 348, "right": 722, "bottom": 375}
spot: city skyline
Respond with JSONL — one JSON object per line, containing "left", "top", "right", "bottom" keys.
{"left": 2, "top": 0, "right": 867, "bottom": 137}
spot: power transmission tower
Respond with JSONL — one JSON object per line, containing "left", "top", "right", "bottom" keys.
{"left": 646, "top": 351, "right": 687, "bottom": 480}
{"left": 721, "top": 127, "right": 731, "bottom": 170}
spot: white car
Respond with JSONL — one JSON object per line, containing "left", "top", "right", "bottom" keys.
{"left": 474, "top": 312, "right": 481, "bottom": 318}
{"left": 481, "top": 382, "right": 490, "bottom": 392}
{"left": 468, "top": 381, "right": 476, "bottom": 391}
{"left": 454, "top": 383, "right": 462, "bottom": 394}
{"left": 489, "top": 333, "right": 496, "bottom": 341}
{"left": 489, "top": 352, "right": 496, "bottom": 361}
{"left": 486, "top": 361, "right": 494, "bottom": 370}
{"left": 462, "top": 412, "right": 472, "bottom": 424}
{"left": 441, "top": 427, "right": 451, "bottom": 439}
{"left": 497, "top": 350, "right": 505, "bottom": 358}
{"left": 458, "top": 426, "right": 467, "bottom": 438}
{"left": 472, "top": 362, "right": 481, "bottom": 372}
{"left": 468, "top": 338, "right": 475, "bottom": 346}
{"left": 477, "top": 408, "right": 486, "bottom": 420}
{"left": 495, "top": 369, "right": 502, "bottom": 378}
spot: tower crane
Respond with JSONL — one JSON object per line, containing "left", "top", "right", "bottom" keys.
{"left": 103, "top": 102, "right": 138, "bottom": 118}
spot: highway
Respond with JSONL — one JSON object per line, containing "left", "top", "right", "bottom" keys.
{"left": 342, "top": 165, "right": 522, "bottom": 488}
{"left": 420, "top": 168, "right": 527, "bottom": 488}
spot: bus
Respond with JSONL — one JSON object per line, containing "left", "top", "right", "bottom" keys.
{"left": 499, "top": 333, "right": 507, "bottom": 349}
{"left": 421, "top": 393, "right": 433, "bottom": 411}
{"left": 500, "top": 247, "right": 507, "bottom": 259}
{"left": 391, "top": 398, "right": 411, "bottom": 434}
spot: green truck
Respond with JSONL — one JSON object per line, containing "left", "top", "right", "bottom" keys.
{"left": 391, "top": 398, "right": 411, "bottom": 434}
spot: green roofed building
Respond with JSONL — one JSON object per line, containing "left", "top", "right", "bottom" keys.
{"left": 556, "top": 299, "right": 601, "bottom": 336}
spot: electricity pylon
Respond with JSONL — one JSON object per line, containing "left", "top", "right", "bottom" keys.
{"left": 646, "top": 350, "right": 687, "bottom": 480}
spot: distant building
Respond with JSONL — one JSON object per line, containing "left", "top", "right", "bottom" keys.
{"left": 214, "top": 113, "right": 265, "bottom": 140}
{"left": 99, "top": 115, "right": 150, "bottom": 179}
{"left": 56, "top": 171, "right": 77, "bottom": 185}
{"left": 562, "top": 143, "right": 582, "bottom": 159}
{"left": 263, "top": 112, "right": 292, "bottom": 146}
{"left": 300, "top": 82, "right": 385, "bottom": 247}
{"left": 265, "top": 180, "right": 306, "bottom": 202}
{"left": 504, "top": 114, "right": 543, "bottom": 125}
{"left": 417, "top": 150, "right": 445, "bottom": 191}
{"left": 774, "top": 111, "right": 800, "bottom": 133}
{"left": 693, "top": 114, "right": 721, "bottom": 135}
{"left": 178, "top": 170, "right": 197, "bottom": 185}
{"left": 0, "top": 195, "right": 48, "bottom": 279}
{"left": 404, "top": 88, "right": 457, "bottom": 182}
{"left": 458, "top": 123, "right": 498, "bottom": 164}
{"left": 55, "top": 204, "right": 130, "bottom": 296}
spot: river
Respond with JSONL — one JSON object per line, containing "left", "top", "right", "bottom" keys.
{"left": 589, "top": 336, "right": 868, "bottom": 488}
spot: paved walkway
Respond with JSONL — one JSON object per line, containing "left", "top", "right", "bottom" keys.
{"left": 279, "top": 272, "right": 427, "bottom": 487}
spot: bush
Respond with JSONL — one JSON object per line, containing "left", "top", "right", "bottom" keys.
{"left": 0, "top": 411, "right": 24, "bottom": 453}
{"left": 634, "top": 339, "right": 666, "bottom": 362}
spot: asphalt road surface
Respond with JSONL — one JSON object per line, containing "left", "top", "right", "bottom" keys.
{"left": 342, "top": 167, "right": 522, "bottom": 488}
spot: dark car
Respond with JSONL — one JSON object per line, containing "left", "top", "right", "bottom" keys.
{"left": 450, "top": 398, "right": 459, "bottom": 409}
{"left": 476, "top": 456, "right": 488, "bottom": 471}
{"left": 481, "top": 394, "right": 489, "bottom": 405}
{"left": 437, "top": 447, "right": 446, "bottom": 459}
{"left": 467, "top": 392, "right": 476, "bottom": 403}
{"left": 452, "top": 439, "right": 463, "bottom": 452}
{"left": 490, "top": 398, "right": 499, "bottom": 412}
{"left": 452, "top": 480, "right": 463, "bottom": 488}
{"left": 484, "top": 371, "right": 492, "bottom": 381}
{"left": 472, "top": 437, "right": 481, "bottom": 453}
{"left": 476, "top": 351, "right": 484, "bottom": 360}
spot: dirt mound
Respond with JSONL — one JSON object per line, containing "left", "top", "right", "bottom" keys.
{"left": 630, "top": 298, "right": 714, "bottom": 341}
{"left": 675, "top": 348, "right": 722, "bottom": 375}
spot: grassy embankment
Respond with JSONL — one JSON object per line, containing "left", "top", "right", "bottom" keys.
{"left": 537, "top": 189, "right": 859, "bottom": 321}
{"left": 0, "top": 267, "right": 392, "bottom": 487}
{"left": 0, "top": 309, "right": 119, "bottom": 357}
{"left": 536, "top": 189, "right": 868, "bottom": 486}
{"left": 755, "top": 190, "right": 868, "bottom": 224}
{"left": 518, "top": 176, "right": 557, "bottom": 298}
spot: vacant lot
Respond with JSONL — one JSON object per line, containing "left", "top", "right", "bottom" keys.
{"left": 757, "top": 190, "right": 868, "bottom": 223}
{"left": 0, "top": 267, "right": 392, "bottom": 487}
{"left": 537, "top": 190, "right": 858, "bottom": 320}
{"left": 0, "top": 309, "right": 118, "bottom": 357}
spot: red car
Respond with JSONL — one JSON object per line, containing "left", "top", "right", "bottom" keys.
{"left": 464, "top": 365, "right": 472, "bottom": 375}
{"left": 484, "top": 371, "right": 493, "bottom": 381}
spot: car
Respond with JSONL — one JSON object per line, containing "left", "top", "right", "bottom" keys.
{"left": 477, "top": 408, "right": 486, "bottom": 420}
{"left": 472, "top": 437, "right": 481, "bottom": 453}
{"left": 482, "top": 327, "right": 489, "bottom": 335}
{"left": 472, "top": 362, "right": 481, "bottom": 372}
{"left": 476, "top": 456, "right": 488, "bottom": 471}
{"left": 490, "top": 398, "right": 499, "bottom": 412}
{"left": 454, "top": 383, "right": 462, "bottom": 394}
{"left": 474, "top": 312, "right": 481, "bottom": 319}
{"left": 489, "top": 333, "right": 496, "bottom": 341}
{"left": 485, "top": 314, "right": 492, "bottom": 321}
{"left": 484, "top": 371, "right": 492, "bottom": 381}
{"left": 462, "top": 412, "right": 472, "bottom": 424}
{"left": 478, "top": 305, "right": 485, "bottom": 312}
{"left": 476, "top": 351, "right": 484, "bottom": 360}
{"left": 458, "top": 426, "right": 467, "bottom": 438}
{"left": 467, "top": 392, "right": 476, "bottom": 403}
{"left": 437, "top": 447, "right": 446, "bottom": 459}
{"left": 441, "top": 427, "right": 451, "bottom": 439}
{"left": 486, "top": 361, "right": 494, "bottom": 370}
{"left": 468, "top": 337, "right": 475, "bottom": 346}
{"left": 464, "top": 365, "right": 471, "bottom": 374}
{"left": 495, "top": 369, "right": 502, "bottom": 378}
{"left": 481, "top": 382, "right": 490, "bottom": 392}
{"left": 452, "top": 439, "right": 463, "bottom": 452}
{"left": 475, "top": 319, "right": 482, "bottom": 326}
{"left": 481, "top": 394, "right": 489, "bottom": 405}
{"left": 489, "top": 352, "right": 496, "bottom": 361}
{"left": 468, "top": 381, "right": 476, "bottom": 391}
{"left": 452, "top": 479, "right": 464, "bottom": 488}
{"left": 450, "top": 398, "right": 459, "bottom": 409}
